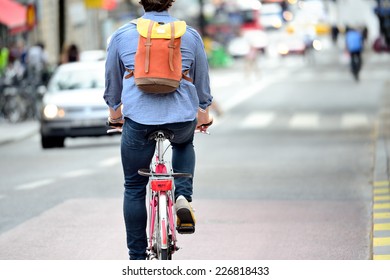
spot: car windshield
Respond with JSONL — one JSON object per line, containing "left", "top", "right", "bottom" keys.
{"left": 48, "top": 64, "right": 105, "bottom": 92}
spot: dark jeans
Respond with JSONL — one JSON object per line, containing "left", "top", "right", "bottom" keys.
{"left": 121, "top": 118, "right": 197, "bottom": 260}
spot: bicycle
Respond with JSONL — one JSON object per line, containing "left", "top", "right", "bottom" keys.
{"left": 0, "top": 74, "right": 24, "bottom": 123}
{"left": 108, "top": 125, "right": 209, "bottom": 260}
{"left": 350, "top": 52, "right": 362, "bottom": 81}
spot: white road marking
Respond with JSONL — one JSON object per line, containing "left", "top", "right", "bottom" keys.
{"left": 238, "top": 111, "right": 372, "bottom": 131}
{"left": 341, "top": 113, "right": 369, "bottom": 128}
{"left": 15, "top": 178, "right": 56, "bottom": 191}
{"left": 289, "top": 113, "right": 319, "bottom": 129}
{"left": 12, "top": 161, "right": 115, "bottom": 192}
{"left": 98, "top": 157, "right": 121, "bottom": 167}
{"left": 61, "top": 169, "right": 95, "bottom": 179}
{"left": 241, "top": 112, "right": 275, "bottom": 129}
{"left": 222, "top": 71, "right": 289, "bottom": 112}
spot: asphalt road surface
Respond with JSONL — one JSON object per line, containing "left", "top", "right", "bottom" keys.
{"left": 0, "top": 46, "right": 389, "bottom": 260}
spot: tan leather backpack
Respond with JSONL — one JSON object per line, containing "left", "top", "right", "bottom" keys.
{"left": 125, "top": 18, "right": 192, "bottom": 94}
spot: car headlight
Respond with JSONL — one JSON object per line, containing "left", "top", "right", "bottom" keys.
{"left": 312, "top": 39, "right": 322, "bottom": 51}
{"left": 43, "top": 104, "right": 59, "bottom": 119}
{"left": 272, "top": 19, "right": 282, "bottom": 29}
{"left": 278, "top": 44, "right": 289, "bottom": 55}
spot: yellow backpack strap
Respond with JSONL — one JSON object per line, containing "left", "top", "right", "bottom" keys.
{"left": 144, "top": 20, "right": 154, "bottom": 73}
{"left": 168, "top": 22, "right": 175, "bottom": 71}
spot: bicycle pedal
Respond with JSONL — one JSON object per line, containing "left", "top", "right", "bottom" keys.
{"left": 147, "top": 251, "right": 158, "bottom": 260}
{"left": 176, "top": 225, "right": 195, "bottom": 234}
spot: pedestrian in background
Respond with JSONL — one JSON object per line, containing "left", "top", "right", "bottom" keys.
{"left": 26, "top": 42, "right": 48, "bottom": 85}
{"left": 331, "top": 25, "right": 339, "bottom": 45}
{"left": 60, "top": 43, "right": 79, "bottom": 64}
{"left": 0, "top": 41, "right": 9, "bottom": 76}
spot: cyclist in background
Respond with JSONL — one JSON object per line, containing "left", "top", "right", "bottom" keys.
{"left": 345, "top": 26, "right": 364, "bottom": 81}
{"left": 104, "top": 0, "right": 213, "bottom": 260}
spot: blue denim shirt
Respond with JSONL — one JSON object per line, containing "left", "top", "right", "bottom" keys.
{"left": 104, "top": 11, "right": 212, "bottom": 125}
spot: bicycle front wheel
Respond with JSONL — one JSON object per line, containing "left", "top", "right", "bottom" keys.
{"left": 161, "top": 248, "right": 168, "bottom": 260}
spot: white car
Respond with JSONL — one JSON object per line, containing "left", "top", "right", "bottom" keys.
{"left": 227, "top": 30, "right": 268, "bottom": 58}
{"left": 260, "top": 3, "right": 283, "bottom": 30}
{"left": 40, "top": 61, "right": 108, "bottom": 148}
{"left": 79, "top": 50, "right": 106, "bottom": 62}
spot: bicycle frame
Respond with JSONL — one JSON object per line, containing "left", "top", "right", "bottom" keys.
{"left": 146, "top": 131, "right": 177, "bottom": 260}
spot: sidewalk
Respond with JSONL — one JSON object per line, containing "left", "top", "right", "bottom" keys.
{"left": 0, "top": 120, "right": 39, "bottom": 146}
{"left": 372, "top": 79, "right": 390, "bottom": 260}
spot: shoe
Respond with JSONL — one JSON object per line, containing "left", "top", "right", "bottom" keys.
{"left": 175, "top": 195, "right": 196, "bottom": 234}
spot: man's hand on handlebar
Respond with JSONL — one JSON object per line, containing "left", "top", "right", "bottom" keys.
{"left": 106, "top": 116, "right": 124, "bottom": 128}
{"left": 106, "top": 116, "right": 123, "bottom": 134}
{"left": 196, "top": 106, "right": 213, "bottom": 133}
{"left": 106, "top": 107, "right": 124, "bottom": 133}
{"left": 107, "top": 106, "right": 124, "bottom": 129}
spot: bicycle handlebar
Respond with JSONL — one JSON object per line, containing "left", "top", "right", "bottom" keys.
{"left": 107, "top": 127, "right": 210, "bottom": 135}
{"left": 107, "top": 124, "right": 211, "bottom": 135}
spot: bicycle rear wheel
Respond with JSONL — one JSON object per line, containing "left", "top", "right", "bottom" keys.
{"left": 154, "top": 192, "right": 172, "bottom": 260}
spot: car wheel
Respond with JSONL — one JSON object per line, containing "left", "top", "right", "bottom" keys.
{"left": 41, "top": 135, "right": 65, "bottom": 149}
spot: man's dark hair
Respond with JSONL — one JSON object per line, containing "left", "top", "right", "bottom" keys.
{"left": 139, "top": 0, "right": 175, "bottom": 12}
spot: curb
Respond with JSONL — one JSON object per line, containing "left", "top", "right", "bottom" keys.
{"left": 0, "top": 121, "right": 39, "bottom": 146}
{"left": 372, "top": 80, "right": 390, "bottom": 260}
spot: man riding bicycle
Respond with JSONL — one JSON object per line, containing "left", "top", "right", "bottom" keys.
{"left": 345, "top": 26, "right": 364, "bottom": 81}
{"left": 103, "top": 0, "right": 213, "bottom": 260}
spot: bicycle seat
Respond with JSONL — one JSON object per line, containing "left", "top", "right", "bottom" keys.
{"left": 147, "top": 130, "right": 174, "bottom": 141}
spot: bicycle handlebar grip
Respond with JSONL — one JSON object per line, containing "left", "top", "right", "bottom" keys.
{"left": 201, "top": 120, "right": 213, "bottom": 127}
{"left": 106, "top": 119, "right": 123, "bottom": 128}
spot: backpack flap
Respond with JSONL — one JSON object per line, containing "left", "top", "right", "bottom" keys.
{"left": 136, "top": 18, "right": 186, "bottom": 39}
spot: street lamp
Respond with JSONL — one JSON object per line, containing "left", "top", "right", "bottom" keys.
{"left": 198, "top": 0, "right": 206, "bottom": 36}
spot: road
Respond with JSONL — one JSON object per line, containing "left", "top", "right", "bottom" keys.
{"left": 0, "top": 44, "right": 389, "bottom": 260}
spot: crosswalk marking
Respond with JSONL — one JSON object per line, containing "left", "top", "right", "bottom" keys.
{"left": 238, "top": 111, "right": 372, "bottom": 130}
{"left": 242, "top": 112, "right": 275, "bottom": 129}
{"left": 98, "top": 157, "right": 121, "bottom": 167}
{"left": 15, "top": 178, "right": 56, "bottom": 191}
{"left": 61, "top": 169, "right": 95, "bottom": 179}
{"left": 341, "top": 114, "right": 369, "bottom": 128}
{"left": 289, "top": 113, "right": 319, "bottom": 129}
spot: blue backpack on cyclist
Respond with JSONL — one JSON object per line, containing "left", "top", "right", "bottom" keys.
{"left": 346, "top": 29, "right": 363, "bottom": 52}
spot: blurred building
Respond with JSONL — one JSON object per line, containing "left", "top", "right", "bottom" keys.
{"left": 0, "top": 0, "right": 140, "bottom": 66}
{"left": 1, "top": 0, "right": 385, "bottom": 68}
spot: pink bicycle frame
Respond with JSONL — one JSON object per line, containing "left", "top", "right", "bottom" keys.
{"left": 148, "top": 161, "right": 177, "bottom": 255}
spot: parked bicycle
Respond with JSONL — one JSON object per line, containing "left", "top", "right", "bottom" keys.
{"left": 0, "top": 72, "right": 24, "bottom": 123}
{"left": 0, "top": 66, "right": 45, "bottom": 123}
